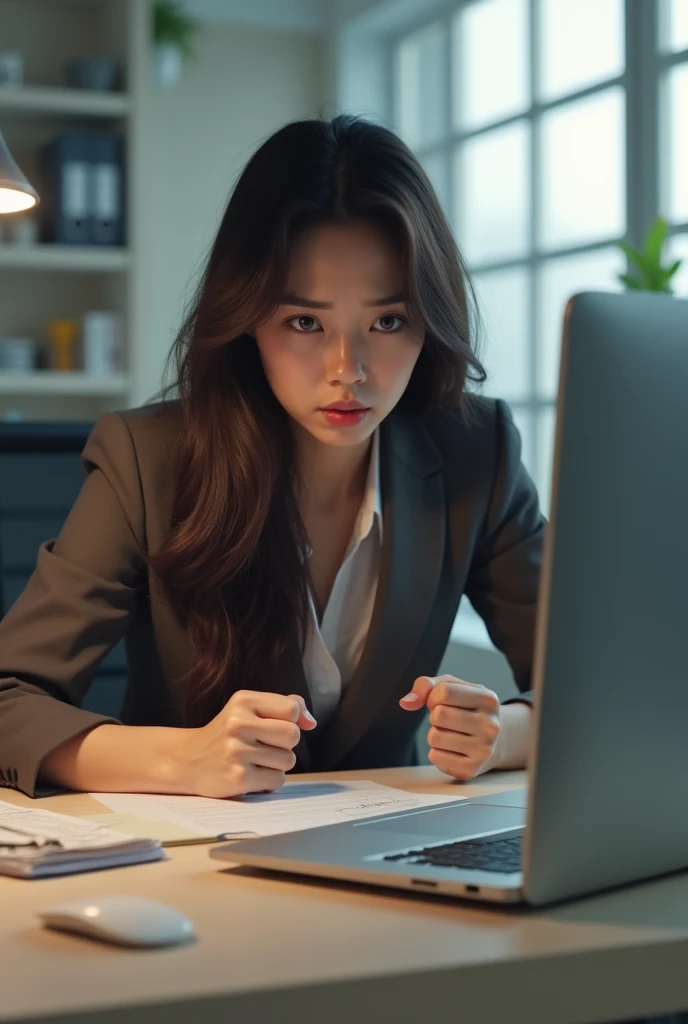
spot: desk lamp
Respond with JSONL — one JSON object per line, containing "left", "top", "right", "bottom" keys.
{"left": 0, "top": 127, "right": 39, "bottom": 213}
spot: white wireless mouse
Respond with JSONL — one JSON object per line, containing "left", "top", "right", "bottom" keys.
{"left": 37, "top": 895, "right": 196, "bottom": 948}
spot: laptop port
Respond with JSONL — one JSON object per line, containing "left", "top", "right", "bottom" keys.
{"left": 465, "top": 884, "right": 480, "bottom": 893}
{"left": 411, "top": 878, "right": 438, "bottom": 888}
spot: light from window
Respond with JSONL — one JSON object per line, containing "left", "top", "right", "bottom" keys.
{"left": 538, "top": 0, "right": 625, "bottom": 102}
{"left": 473, "top": 266, "right": 530, "bottom": 401}
{"left": 667, "top": 233, "right": 688, "bottom": 296}
{"left": 535, "top": 406, "right": 556, "bottom": 516}
{"left": 396, "top": 22, "right": 447, "bottom": 150}
{"left": 452, "top": 0, "right": 529, "bottom": 131}
{"left": 539, "top": 87, "right": 626, "bottom": 250}
{"left": 664, "top": 0, "right": 688, "bottom": 52}
{"left": 536, "top": 247, "right": 625, "bottom": 398}
{"left": 453, "top": 119, "right": 531, "bottom": 264}
{"left": 665, "top": 63, "right": 688, "bottom": 222}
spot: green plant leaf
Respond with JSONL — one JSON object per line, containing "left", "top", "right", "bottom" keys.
{"left": 153, "top": 0, "right": 199, "bottom": 58}
{"left": 644, "top": 216, "right": 668, "bottom": 266}
{"left": 617, "top": 272, "right": 644, "bottom": 289}
{"left": 616, "top": 241, "right": 648, "bottom": 270}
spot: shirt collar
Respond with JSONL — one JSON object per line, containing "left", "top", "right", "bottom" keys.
{"left": 353, "top": 427, "right": 382, "bottom": 546}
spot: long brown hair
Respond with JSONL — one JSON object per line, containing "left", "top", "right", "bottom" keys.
{"left": 147, "top": 111, "right": 486, "bottom": 726}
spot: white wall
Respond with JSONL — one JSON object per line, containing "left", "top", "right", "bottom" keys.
{"left": 133, "top": 19, "right": 326, "bottom": 405}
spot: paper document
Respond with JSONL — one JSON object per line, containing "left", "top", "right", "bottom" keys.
{"left": 0, "top": 800, "right": 164, "bottom": 878}
{"left": 90, "top": 781, "right": 463, "bottom": 841}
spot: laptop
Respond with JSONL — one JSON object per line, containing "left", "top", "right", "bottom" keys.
{"left": 211, "top": 291, "right": 688, "bottom": 907}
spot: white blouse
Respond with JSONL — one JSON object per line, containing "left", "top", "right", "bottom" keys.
{"left": 302, "top": 429, "right": 382, "bottom": 726}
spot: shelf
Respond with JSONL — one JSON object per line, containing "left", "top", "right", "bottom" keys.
{"left": 0, "top": 245, "right": 130, "bottom": 272}
{"left": 0, "top": 85, "right": 130, "bottom": 118}
{"left": 0, "top": 372, "right": 130, "bottom": 396}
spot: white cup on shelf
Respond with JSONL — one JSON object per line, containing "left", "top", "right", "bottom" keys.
{"left": 82, "top": 311, "right": 122, "bottom": 374}
{"left": 0, "top": 337, "right": 38, "bottom": 372}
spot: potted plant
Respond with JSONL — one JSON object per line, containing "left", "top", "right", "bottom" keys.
{"left": 153, "top": 1, "right": 200, "bottom": 88}
{"left": 615, "top": 216, "right": 683, "bottom": 294}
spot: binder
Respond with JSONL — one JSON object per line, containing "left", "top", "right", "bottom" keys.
{"left": 38, "top": 132, "right": 125, "bottom": 246}
{"left": 88, "top": 133, "right": 125, "bottom": 247}
{"left": 38, "top": 133, "right": 92, "bottom": 245}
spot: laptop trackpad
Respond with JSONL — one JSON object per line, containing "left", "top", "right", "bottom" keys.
{"left": 355, "top": 802, "right": 525, "bottom": 841}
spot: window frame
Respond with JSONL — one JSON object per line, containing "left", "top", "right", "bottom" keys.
{"left": 386, "top": 0, "right": 688, "bottom": 647}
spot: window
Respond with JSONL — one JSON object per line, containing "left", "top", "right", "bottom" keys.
{"left": 390, "top": 0, "right": 687, "bottom": 648}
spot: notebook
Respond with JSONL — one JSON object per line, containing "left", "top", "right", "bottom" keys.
{"left": 0, "top": 800, "right": 165, "bottom": 878}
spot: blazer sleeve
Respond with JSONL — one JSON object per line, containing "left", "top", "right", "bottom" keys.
{"left": 463, "top": 399, "right": 546, "bottom": 705}
{"left": 0, "top": 412, "right": 147, "bottom": 798}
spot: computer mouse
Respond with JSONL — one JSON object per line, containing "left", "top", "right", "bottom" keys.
{"left": 37, "top": 895, "right": 196, "bottom": 948}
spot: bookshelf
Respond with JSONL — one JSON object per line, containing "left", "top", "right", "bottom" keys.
{"left": 0, "top": 0, "right": 147, "bottom": 422}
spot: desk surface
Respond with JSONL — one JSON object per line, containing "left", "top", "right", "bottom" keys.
{"left": 2, "top": 767, "right": 688, "bottom": 1024}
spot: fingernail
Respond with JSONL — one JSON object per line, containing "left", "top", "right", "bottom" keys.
{"left": 400, "top": 692, "right": 420, "bottom": 704}
{"left": 304, "top": 709, "right": 317, "bottom": 723}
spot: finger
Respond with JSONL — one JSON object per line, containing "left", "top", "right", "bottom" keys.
{"left": 428, "top": 704, "right": 500, "bottom": 743}
{"left": 233, "top": 690, "right": 315, "bottom": 726}
{"left": 241, "top": 766, "right": 287, "bottom": 794}
{"left": 286, "top": 693, "right": 318, "bottom": 731}
{"left": 399, "top": 675, "right": 435, "bottom": 711}
{"left": 427, "top": 746, "right": 480, "bottom": 782}
{"left": 426, "top": 679, "right": 500, "bottom": 715}
{"left": 248, "top": 741, "right": 297, "bottom": 773}
{"left": 245, "top": 716, "right": 302, "bottom": 751}
{"left": 427, "top": 725, "right": 494, "bottom": 762}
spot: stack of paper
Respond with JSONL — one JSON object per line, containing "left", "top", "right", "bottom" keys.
{"left": 0, "top": 800, "right": 165, "bottom": 878}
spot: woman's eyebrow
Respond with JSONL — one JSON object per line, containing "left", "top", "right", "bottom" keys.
{"left": 279, "top": 291, "right": 408, "bottom": 309}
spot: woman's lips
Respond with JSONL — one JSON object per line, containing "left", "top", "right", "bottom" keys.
{"left": 319, "top": 408, "right": 370, "bottom": 427}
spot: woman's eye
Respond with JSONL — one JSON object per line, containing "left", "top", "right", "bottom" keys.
{"left": 375, "top": 314, "right": 407, "bottom": 332}
{"left": 287, "top": 315, "right": 321, "bottom": 333}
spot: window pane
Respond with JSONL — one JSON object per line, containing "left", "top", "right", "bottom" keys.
{"left": 473, "top": 267, "right": 530, "bottom": 400}
{"left": 452, "top": 0, "right": 529, "bottom": 131}
{"left": 667, "top": 233, "right": 688, "bottom": 297}
{"left": 539, "top": 87, "right": 626, "bottom": 250}
{"left": 537, "top": 246, "right": 625, "bottom": 397}
{"left": 535, "top": 406, "right": 556, "bottom": 517}
{"left": 421, "top": 151, "right": 450, "bottom": 214}
{"left": 454, "top": 121, "right": 531, "bottom": 264}
{"left": 665, "top": 63, "right": 688, "bottom": 223}
{"left": 396, "top": 22, "right": 447, "bottom": 150}
{"left": 538, "top": 0, "right": 624, "bottom": 102}
{"left": 664, "top": 0, "right": 688, "bottom": 51}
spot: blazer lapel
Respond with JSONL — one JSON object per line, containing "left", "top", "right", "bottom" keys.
{"left": 309, "top": 408, "right": 445, "bottom": 770}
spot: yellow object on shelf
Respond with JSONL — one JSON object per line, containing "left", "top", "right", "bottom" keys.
{"left": 46, "top": 318, "right": 78, "bottom": 370}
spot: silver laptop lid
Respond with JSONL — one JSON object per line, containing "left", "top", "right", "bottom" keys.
{"left": 524, "top": 291, "right": 688, "bottom": 905}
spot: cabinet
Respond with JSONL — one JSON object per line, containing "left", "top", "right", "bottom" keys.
{"left": 0, "top": 0, "right": 148, "bottom": 424}
{"left": 0, "top": 422, "right": 127, "bottom": 719}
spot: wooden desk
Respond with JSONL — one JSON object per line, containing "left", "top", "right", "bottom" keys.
{"left": 2, "top": 767, "right": 688, "bottom": 1024}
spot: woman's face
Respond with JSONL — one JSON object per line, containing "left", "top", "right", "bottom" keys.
{"left": 252, "top": 219, "right": 424, "bottom": 451}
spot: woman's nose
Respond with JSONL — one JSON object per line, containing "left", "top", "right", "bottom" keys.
{"left": 325, "top": 333, "right": 367, "bottom": 385}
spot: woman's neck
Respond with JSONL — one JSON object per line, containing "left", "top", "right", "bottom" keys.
{"left": 293, "top": 426, "right": 373, "bottom": 517}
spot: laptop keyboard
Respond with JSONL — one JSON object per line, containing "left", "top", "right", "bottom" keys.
{"left": 382, "top": 831, "right": 523, "bottom": 873}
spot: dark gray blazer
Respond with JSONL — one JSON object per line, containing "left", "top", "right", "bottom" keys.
{"left": 0, "top": 397, "right": 545, "bottom": 798}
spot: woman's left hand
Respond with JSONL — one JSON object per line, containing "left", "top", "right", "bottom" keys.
{"left": 399, "top": 675, "right": 501, "bottom": 780}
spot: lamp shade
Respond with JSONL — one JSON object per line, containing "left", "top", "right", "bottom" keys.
{"left": 0, "top": 128, "right": 39, "bottom": 214}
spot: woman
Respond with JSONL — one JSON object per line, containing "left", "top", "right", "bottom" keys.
{"left": 0, "top": 113, "right": 543, "bottom": 800}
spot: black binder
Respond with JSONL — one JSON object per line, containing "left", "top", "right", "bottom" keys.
{"left": 38, "top": 132, "right": 125, "bottom": 246}
{"left": 89, "top": 133, "right": 125, "bottom": 246}
{"left": 38, "top": 133, "right": 92, "bottom": 245}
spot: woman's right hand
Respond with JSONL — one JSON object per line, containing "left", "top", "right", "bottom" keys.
{"left": 174, "top": 690, "right": 318, "bottom": 798}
